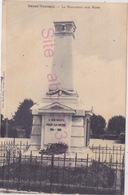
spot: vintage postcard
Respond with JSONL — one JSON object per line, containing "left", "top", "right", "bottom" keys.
{"left": 0, "top": 1, "right": 127, "bottom": 194}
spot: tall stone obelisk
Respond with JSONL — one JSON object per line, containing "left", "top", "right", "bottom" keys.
{"left": 46, "top": 21, "right": 77, "bottom": 97}
{"left": 30, "top": 21, "right": 92, "bottom": 153}
{"left": 50, "top": 21, "right": 75, "bottom": 91}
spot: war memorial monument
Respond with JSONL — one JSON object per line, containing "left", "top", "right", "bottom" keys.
{"left": 29, "top": 21, "right": 93, "bottom": 154}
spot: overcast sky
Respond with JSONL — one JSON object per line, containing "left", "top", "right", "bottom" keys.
{"left": 1, "top": 1, "right": 127, "bottom": 122}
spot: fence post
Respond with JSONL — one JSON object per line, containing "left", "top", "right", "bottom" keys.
{"left": 4, "top": 142, "right": 5, "bottom": 153}
{"left": 9, "top": 141, "right": 10, "bottom": 150}
{"left": 106, "top": 144, "right": 107, "bottom": 161}
{"left": 99, "top": 145, "right": 100, "bottom": 156}
{"left": 121, "top": 155, "right": 124, "bottom": 195}
{"left": 61, "top": 153, "right": 66, "bottom": 192}
{"left": 13, "top": 138, "right": 15, "bottom": 146}
{"left": 87, "top": 153, "right": 88, "bottom": 166}
{"left": 116, "top": 148, "right": 118, "bottom": 161}
{"left": 7, "top": 149, "right": 10, "bottom": 190}
{"left": 39, "top": 153, "right": 43, "bottom": 192}
{"left": 12, "top": 148, "right": 15, "bottom": 187}
{"left": 98, "top": 151, "right": 100, "bottom": 162}
{"left": 102, "top": 151, "right": 104, "bottom": 162}
{"left": 26, "top": 141, "right": 28, "bottom": 151}
{"left": 122, "top": 155, "right": 124, "bottom": 170}
{"left": 2, "top": 153, "right": 5, "bottom": 188}
{"left": 75, "top": 153, "right": 77, "bottom": 168}
{"left": 34, "top": 156, "right": 37, "bottom": 182}
{"left": 17, "top": 150, "right": 21, "bottom": 191}
{"left": 115, "top": 160, "right": 121, "bottom": 194}
{"left": 50, "top": 154, "right": 54, "bottom": 193}
{"left": 109, "top": 155, "right": 112, "bottom": 192}
{"left": 113, "top": 145, "right": 114, "bottom": 163}
{"left": 120, "top": 145, "right": 121, "bottom": 164}
{"left": 86, "top": 154, "right": 89, "bottom": 187}
{"left": 28, "top": 151, "right": 32, "bottom": 191}
{"left": 20, "top": 141, "right": 22, "bottom": 152}
{"left": 97, "top": 153, "right": 100, "bottom": 193}
{"left": 0, "top": 142, "right": 2, "bottom": 163}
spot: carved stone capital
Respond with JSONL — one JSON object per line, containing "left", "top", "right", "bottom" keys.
{"left": 54, "top": 21, "right": 76, "bottom": 38}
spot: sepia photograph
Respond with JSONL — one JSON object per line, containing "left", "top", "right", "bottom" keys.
{"left": 0, "top": 1, "right": 127, "bottom": 194}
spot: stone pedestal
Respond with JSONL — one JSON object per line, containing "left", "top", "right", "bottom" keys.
{"left": 30, "top": 94, "right": 92, "bottom": 152}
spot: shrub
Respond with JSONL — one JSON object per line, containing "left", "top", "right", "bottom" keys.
{"left": 39, "top": 142, "right": 68, "bottom": 155}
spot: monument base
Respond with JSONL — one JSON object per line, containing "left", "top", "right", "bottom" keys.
{"left": 30, "top": 93, "right": 92, "bottom": 154}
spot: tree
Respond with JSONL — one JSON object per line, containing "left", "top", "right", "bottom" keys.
{"left": 13, "top": 99, "right": 34, "bottom": 138}
{"left": 107, "top": 115, "right": 125, "bottom": 135}
{"left": 8, "top": 119, "right": 17, "bottom": 138}
{"left": 90, "top": 114, "right": 106, "bottom": 137}
{"left": 1, "top": 114, "right": 6, "bottom": 137}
